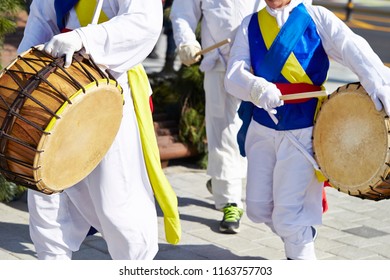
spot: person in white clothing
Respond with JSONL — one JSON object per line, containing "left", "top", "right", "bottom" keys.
{"left": 224, "top": 0, "right": 390, "bottom": 259}
{"left": 170, "top": 0, "right": 268, "bottom": 234}
{"left": 17, "top": 0, "right": 175, "bottom": 260}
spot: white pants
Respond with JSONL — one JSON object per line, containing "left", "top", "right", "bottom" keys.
{"left": 204, "top": 69, "right": 246, "bottom": 209}
{"left": 245, "top": 120, "right": 322, "bottom": 260}
{"left": 28, "top": 82, "right": 159, "bottom": 260}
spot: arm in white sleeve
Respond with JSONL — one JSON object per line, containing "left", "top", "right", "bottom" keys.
{"left": 170, "top": 0, "right": 202, "bottom": 47}
{"left": 17, "top": 0, "right": 59, "bottom": 54}
{"left": 307, "top": 6, "right": 390, "bottom": 95}
{"left": 224, "top": 16, "right": 272, "bottom": 103}
{"left": 76, "top": 0, "right": 163, "bottom": 73}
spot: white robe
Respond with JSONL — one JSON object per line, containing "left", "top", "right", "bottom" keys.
{"left": 17, "top": 0, "right": 163, "bottom": 260}
{"left": 170, "top": 0, "right": 266, "bottom": 209}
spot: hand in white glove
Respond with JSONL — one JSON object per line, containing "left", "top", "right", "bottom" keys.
{"left": 370, "top": 85, "right": 390, "bottom": 116}
{"left": 44, "top": 30, "right": 83, "bottom": 68}
{"left": 250, "top": 80, "right": 284, "bottom": 114}
{"left": 178, "top": 42, "right": 201, "bottom": 66}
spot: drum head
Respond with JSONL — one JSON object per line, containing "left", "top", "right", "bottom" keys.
{"left": 313, "top": 83, "right": 390, "bottom": 197}
{"left": 33, "top": 81, "right": 123, "bottom": 192}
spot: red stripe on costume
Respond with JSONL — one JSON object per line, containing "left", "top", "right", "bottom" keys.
{"left": 149, "top": 96, "right": 154, "bottom": 113}
{"left": 61, "top": 28, "right": 73, "bottom": 33}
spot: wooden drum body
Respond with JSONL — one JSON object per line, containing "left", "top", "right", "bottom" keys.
{"left": 0, "top": 47, "right": 123, "bottom": 194}
{"left": 313, "top": 83, "right": 390, "bottom": 200}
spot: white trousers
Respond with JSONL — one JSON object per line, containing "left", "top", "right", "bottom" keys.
{"left": 245, "top": 120, "right": 322, "bottom": 260}
{"left": 204, "top": 70, "right": 246, "bottom": 209}
{"left": 28, "top": 83, "right": 159, "bottom": 260}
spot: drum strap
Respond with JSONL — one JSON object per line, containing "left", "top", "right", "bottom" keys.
{"left": 127, "top": 65, "right": 181, "bottom": 245}
{"left": 268, "top": 112, "right": 328, "bottom": 213}
{"left": 268, "top": 112, "right": 327, "bottom": 182}
{"left": 74, "top": 0, "right": 109, "bottom": 27}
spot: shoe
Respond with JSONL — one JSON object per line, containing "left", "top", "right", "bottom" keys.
{"left": 206, "top": 179, "right": 212, "bottom": 194}
{"left": 219, "top": 203, "right": 243, "bottom": 234}
{"left": 311, "top": 226, "right": 317, "bottom": 241}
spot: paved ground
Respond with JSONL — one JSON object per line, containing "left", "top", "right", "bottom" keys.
{"left": 2, "top": 4, "right": 390, "bottom": 261}
{"left": 2, "top": 160, "right": 390, "bottom": 260}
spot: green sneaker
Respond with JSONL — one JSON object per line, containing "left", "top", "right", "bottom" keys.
{"left": 219, "top": 203, "right": 243, "bottom": 234}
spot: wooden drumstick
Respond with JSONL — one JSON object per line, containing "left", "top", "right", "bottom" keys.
{"left": 195, "top": 38, "right": 231, "bottom": 56}
{"left": 280, "top": 90, "right": 329, "bottom": 101}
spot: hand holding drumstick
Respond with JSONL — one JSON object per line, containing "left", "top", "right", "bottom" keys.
{"left": 178, "top": 38, "right": 231, "bottom": 66}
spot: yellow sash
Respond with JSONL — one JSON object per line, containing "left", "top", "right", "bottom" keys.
{"left": 128, "top": 66, "right": 181, "bottom": 245}
{"left": 76, "top": 1, "right": 181, "bottom": 244}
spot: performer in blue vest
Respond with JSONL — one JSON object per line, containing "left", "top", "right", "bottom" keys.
{"left": 225, "top": 0, "right": 390, "bottom": 259}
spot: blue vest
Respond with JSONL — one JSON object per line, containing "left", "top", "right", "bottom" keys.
{"left": 54, "top": 0, "right": 79, "bottom": 30}
{"left": 249, "top": 4, "right": 329, "bottom": 131}
{"left": 237, "top": 4, "right": 329, "bottom": 156}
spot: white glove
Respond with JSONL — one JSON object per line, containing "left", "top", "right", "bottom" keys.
{"left": 44, "top": 30, "right": 83, "bottom": 68}
{"left": 370, "top": 85, "right": 390, "bottom": 116}
{"left": 178, "top": 42, "right": 201, "bottom": 66}
{"left": 250, "top": 80, "right": 284, "bottom": 114}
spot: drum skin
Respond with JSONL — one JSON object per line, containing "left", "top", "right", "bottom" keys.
{"left": 313, "top": 83, "right": 390, "bottom": 201}
{"left": 0, "top": 48, "right": 123, "bottom": 194}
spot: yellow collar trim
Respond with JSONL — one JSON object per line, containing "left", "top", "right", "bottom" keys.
{"left": 258, "top": 9, "right": 313, "bottom": 84}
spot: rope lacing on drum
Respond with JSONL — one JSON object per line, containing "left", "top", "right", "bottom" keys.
{"left": 11, "top": 49, "right": 69, "bottom": 117}
{"left": 0, "top": 163, "right": 40, "bottom": 188}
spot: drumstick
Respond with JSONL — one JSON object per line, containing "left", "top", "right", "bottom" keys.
{"left": 92, "top": 0, "right": 105, "bottom": 25}
{"left": 280, "top": 90, "right": 329, "bottom": 101}
{"left": 195, "top": 38, "right": 231, "bottom": 56}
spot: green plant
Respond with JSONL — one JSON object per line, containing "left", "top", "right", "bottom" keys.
{"left": 0, "top": 0, "right": 24, "bottom": 69}
{"left": 0, "top": 0, "right": 26, "bottom": 201}
{"left": 0, "top": 175, "right": 25, "bottom": 203}
{"left": 149, "top": 64, "right": 208, "bottom": 168}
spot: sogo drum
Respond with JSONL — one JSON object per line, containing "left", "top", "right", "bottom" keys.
{"left": 0, "top": 47, "right": 123, "bottom": 194}
{"left": 313, "top": 83, "right": 390, "bottom": 200}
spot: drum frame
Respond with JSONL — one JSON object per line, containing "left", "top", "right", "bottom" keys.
{"left": 313, "top": 82, "right": 390, "bottom": 201}
{"left": 0, "top": 47, "right": 123, "bottom": 194}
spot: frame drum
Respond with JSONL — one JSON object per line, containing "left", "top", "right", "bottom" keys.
{"left": 313, "top": 83, "right": 390, "bottom": 200}
{"left": 0, "top": 47, "right": 123, "bottom": 194}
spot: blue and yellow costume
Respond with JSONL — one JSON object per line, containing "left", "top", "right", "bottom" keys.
{"left": 225, "top": 2, "right": 330, "bottom": 260}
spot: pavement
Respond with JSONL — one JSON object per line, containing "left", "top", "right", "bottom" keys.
{"left": 2, "top": 6, "right": 390, "bottom": 261}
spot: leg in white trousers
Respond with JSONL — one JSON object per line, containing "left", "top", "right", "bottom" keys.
{"left": 28, "top": 86, "right": 159, "bottom": 260}
{"left": 245, "top": 121, "right": 322, "bottom": 259}
{"left": 203, "top": 70, "right": 246, "bottom": 209}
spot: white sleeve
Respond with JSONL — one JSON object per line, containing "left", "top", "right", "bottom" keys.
{"left": 76, "top": 0, "right": 163, "bottom": 73}
{"left": 225, "top": 15, "right": 268, "bottom": 102}
{"left": 17, "top": 0, "right": 59, "bottom": 54}
{"left": 307, "top": 5, "right": 390, "bottom": 95}
{"left": 170, "top": 0, "right": 202, "bottom": 47}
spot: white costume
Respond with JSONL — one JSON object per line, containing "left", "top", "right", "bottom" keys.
{"left": 170, "top": 0, "right": 265, "bottom": 210}
{"left": 18, "top": 0, "right": 163, "bottom": 260}
{"left": 225, "top": 0, "right": 390, "bottom": 259}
